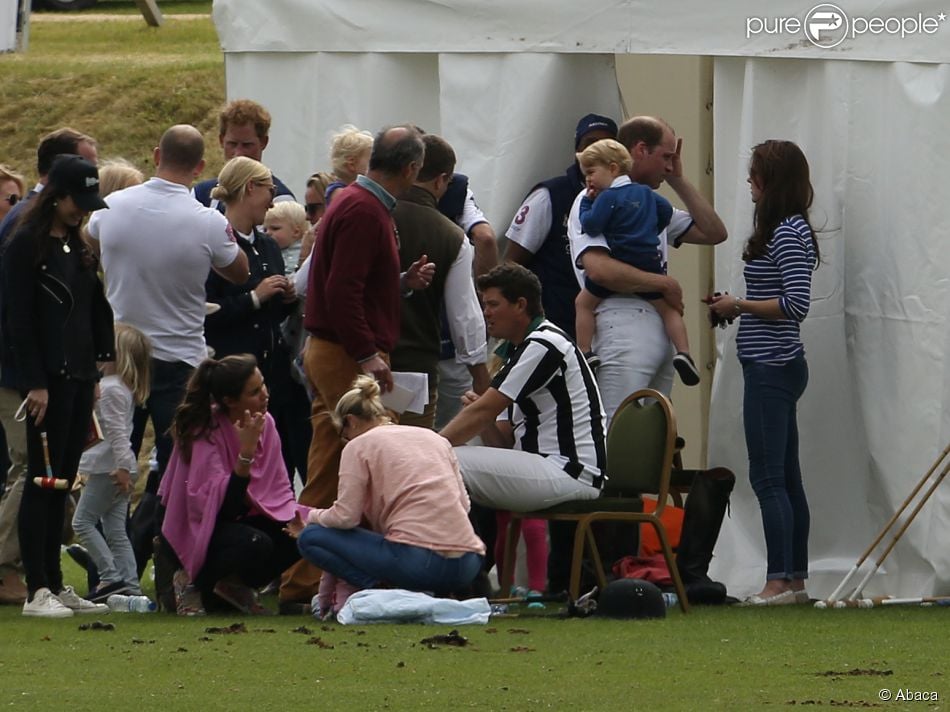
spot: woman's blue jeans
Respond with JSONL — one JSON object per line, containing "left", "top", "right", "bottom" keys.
{"left": 297, "top": 525, "right": 483, "bottom": 593}
{"left": 742, "top": 355, "right": 809, "bottom": 581}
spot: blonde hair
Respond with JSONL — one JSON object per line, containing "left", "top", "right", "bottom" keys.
{"left": 307, "top": 171, "right": 334, "bottom": 198}
{"left": 332, "top": 375, "right": 392, "bottom": 432}
{"left": 114, "top": 323, "right": 151, "bottom": 405}
{"left": 264, "top": 201, "right": 307, "bottom": 236}
{"left": 0, "top": 164, "right": 25, "bottom": 196}
{"left": 97, "top": 158, "right": 144, "bottom": 198}
{"left": 577, "top": 138, "right": 633, "bottom": 174}
{"left": 211, "top": 156, "right": 271, "bottom": 205}
{"left": 330, "top": 125, "right": 373, "bottom": 176}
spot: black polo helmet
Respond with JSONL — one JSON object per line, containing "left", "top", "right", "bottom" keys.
{"left": 596, "top": 578, "right": 666, "bottom": 619}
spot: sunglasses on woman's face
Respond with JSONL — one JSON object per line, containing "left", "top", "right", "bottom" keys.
{"left": 3, "top": 194, "right": 20, "bottom": 206}
{"left": 305, "top": 202, "right": 324, "bottom": 216}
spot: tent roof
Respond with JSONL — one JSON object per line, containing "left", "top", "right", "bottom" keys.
{"left": 214, "top": 0, "right": 949, "bottom": 63}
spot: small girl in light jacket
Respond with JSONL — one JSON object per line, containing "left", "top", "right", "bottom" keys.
{"left": 73, "top": 323, "right": 151, "bottom": 601}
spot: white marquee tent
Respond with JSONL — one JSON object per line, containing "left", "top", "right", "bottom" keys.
{"left": 213, "top": 0, "right": 950, "bottom": 599}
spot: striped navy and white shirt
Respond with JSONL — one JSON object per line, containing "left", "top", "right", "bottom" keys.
{"left": 492, "top": 320, "right": 607, "bottom": 489}
{"left": 736, "top": 214, "right": 816, "bottom": 364}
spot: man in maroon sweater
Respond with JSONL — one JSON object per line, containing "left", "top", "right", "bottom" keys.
{"left": 280, "top": 125, "right": 434, "bottom": 610}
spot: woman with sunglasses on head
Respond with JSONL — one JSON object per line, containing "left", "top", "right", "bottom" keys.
{"left": 205, "top": 157, "right": 310, "bottom": 488}
{"left": 709, "top": 140, "right": 819, "bottom": 606}
{"left": 0, "top": 165, "right": 25, "bottom": 223}
{"left": 1, "top": 155, "right": 115, "bottom": 618}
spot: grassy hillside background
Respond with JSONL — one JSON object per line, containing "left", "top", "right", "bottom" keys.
{"left": 1, "top": 1, "right": 223, "bottom": 185}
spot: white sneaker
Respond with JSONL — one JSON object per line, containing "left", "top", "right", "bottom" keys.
{"left": 56, "top": 585, "right": 109, "bottom": 614}
{"left": 22, "top": 587, "right": 74, "bottom": 618}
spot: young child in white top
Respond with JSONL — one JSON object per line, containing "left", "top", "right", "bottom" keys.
{"left": 263, "top": 201, "right": 308, "bottom": 275}
{"left": 73, "top": 323, "right": 152, "bottom": 601}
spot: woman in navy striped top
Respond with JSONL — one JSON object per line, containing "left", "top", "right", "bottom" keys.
{"left": 709, "top": 140, "right": 818, "bottom": 606}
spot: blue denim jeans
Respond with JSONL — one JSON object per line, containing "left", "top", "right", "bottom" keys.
{"left": 742, "top": 355, "right": 809, "bottom": 581}
{"left": 297, "top": 525, "right": 483, "bottom": 593}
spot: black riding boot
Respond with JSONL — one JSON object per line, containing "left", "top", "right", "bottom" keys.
{"left": 675, "top": 467, "right": 735, "bottom": 585}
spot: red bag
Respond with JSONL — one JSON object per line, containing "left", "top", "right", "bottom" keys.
{"left": 613, "top": 554, "right": 673, "bottom": 586}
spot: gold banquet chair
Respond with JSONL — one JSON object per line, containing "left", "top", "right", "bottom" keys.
{"left": 499, "top": 388, "right": 689, "bottom": 613}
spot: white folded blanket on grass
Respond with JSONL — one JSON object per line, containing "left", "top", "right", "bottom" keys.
{"left": 336, "top": 589, "right": 491, "bottom": 625}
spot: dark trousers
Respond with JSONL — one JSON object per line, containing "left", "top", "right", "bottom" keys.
{"left": 742, "top": 355, "right": 810, "bottom": 580}
{"left": 269, "top": 378, "right": 312, "bottom": 487}
{"left": 195, "top": 516, "right": 300, "bottom": 602}
{"left": 19, "top": 377, "right": 95, "bottom": 595}
{"left": 131, "top": 358, "right": 194, "bottom": 488}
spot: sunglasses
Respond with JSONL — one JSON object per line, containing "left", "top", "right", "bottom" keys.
{"left": 3, "top": 194, "right": 20, "bottom": 207}
{"left": 254, "top": 181, "right": 276, "bottom": 197}
{"left": 305, "top": 202, "right": 325, "bottom": 216}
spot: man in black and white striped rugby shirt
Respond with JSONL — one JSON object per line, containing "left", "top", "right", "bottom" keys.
{"left": 440, "top": 263, "right": 606, "bottom": 512}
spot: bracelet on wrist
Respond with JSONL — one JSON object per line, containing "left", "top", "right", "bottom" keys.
{"left": 734, "top": 298, "right": 742, "bottom": 317}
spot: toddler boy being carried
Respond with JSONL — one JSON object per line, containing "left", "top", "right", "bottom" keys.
{"left": 575, "top": 139, "right": 699, "bottom": 386}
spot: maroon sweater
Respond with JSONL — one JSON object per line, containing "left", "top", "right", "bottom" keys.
{"left": 304, "top": 183, "right": 401, "bottom": 361}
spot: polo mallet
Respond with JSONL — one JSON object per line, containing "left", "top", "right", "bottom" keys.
{"left": 817, "top": 442, "right": 949, "bottom": 608}
{"left": 33, "top": 431, "right": 69, "bottom": 491}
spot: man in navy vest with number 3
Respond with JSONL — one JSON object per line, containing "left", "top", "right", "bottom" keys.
{"left": 504, "top": 114, "right": 618, "bottom": 340}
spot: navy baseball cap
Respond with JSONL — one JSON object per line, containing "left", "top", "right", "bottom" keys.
{"left": 575, "top": 114, "right": 618, "bottom": 149}
{"left": 48, "top": 154, "right": 108, "bottom": 212}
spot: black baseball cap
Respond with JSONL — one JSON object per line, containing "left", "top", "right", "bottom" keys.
{"left": 47, "top": 154, "right": 108, "bottom": 212}
{"left": 574, "top": 113, "right": 618, "bottom": 149}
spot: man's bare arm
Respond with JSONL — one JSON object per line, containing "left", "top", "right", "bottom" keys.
{"left": 581, "top": 248, "right": 683, "bottom": 313}
{"left": 213, "top": 250, "right": 250, "bottom": 284}
{"left": 665, "top": 138, "right": 727, "bottom": 246}
{"left": 440, "top": 387, "right": 512, "bottom": 447}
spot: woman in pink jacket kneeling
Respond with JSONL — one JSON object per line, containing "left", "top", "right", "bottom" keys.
{"left": 291, "top": 375, "right": 485, "bottom": 617}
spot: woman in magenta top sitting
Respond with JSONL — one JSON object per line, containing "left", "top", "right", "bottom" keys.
{"left": 292, "top": 375, "right": 485, "bottom": 616}
{"left": 159, "top": 354, "right": 310, "bottom": 615}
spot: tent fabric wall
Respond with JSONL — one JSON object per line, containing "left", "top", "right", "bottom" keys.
{"left": 223, "top": 51, "right": 623, "bottom": 228}
{"left": 709, "top": 57, "right": 950, "bottom": 599}
{"left": 1, "top": 0, "right": 17, "bottom": 52}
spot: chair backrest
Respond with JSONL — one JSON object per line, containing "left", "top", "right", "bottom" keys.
{"left": 604, "top": 389, "right": 677, "bottom": 513}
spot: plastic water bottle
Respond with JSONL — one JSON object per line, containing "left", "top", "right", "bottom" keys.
{"left": 107, "top": 594, "right": 157, "bottom": 613}
{"left": 662, "top": 592, "right": 679, "bottom": 609}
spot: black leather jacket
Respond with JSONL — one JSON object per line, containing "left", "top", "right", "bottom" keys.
{"left": 0, "top": 226, "right": 114, "bottom": 391}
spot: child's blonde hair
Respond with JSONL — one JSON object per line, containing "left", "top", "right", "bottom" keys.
{"left": 97, "top": 158, "right": 144, "bottom": 198}
{"left": 114, "top": 323, "right": 151, "bottom": 405}
{"left": 577, "top": 138, "right": 633, "bottom": 174}
{"left": 330, "top": 125, "right": 373, "bottom": 176}
{"left": 264, "top": 201, "right": 308, "bottom": 238}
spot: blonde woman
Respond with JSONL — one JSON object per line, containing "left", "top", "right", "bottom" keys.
{"left": 290, "top": 376, "right": 485, "bottom": 616}
{"left": 73, "top": 323, "right": 152, "bottom": 602}
{"left": 0, "top": 164, "right": 25, "bottom": 223}
{"left": 207, "top": 157, "right": 310, "bottom": 486}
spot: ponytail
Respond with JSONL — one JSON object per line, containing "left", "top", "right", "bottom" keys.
{"left": 170, "top": 354, "right": 258, "bottom": 462}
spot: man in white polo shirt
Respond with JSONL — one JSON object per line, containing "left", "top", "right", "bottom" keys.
{"left": 87, "top": 124, "right": 249, "bottom": 481}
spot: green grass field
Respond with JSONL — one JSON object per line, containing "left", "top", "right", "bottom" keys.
{"left": 1, "top": 1, "right": 223, "bottom": 185}
{"left": 1, "top": 589, "right": 946, "bottom": 711}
